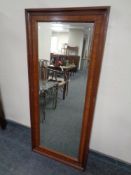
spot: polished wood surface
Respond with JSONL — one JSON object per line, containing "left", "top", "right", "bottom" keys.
{"left": 25, "top": 7, "right": 110, "bottom": 170}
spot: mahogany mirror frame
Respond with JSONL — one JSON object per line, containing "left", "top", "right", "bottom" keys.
{"left": 25, "top": 6, "right": 110, "bottom": 170}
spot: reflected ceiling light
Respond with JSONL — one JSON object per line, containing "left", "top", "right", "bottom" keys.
{"left": 51, "top": 23, "right": 64, "bottom": 27}
{"left": 51, "top": 26, "right": 64, "bottom": 32}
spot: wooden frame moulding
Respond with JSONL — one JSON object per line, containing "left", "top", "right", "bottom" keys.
{"left": 25, "top": 7, "right": 110, "bottom": 170}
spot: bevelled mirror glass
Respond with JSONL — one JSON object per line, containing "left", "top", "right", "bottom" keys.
{"left": 38, "top": 22, "right": 94, "bottom": 158}
{"left": 25, "top": 7, "right": 110, "bottom": 170}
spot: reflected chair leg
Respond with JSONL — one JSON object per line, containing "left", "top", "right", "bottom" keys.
{"left": 63, "top": 84, "right": 66, "bottom": 100}
{"left": 66, "top": 72, "right": 69, "bottom": 96}
{"left": 40, "top": 94, "right": 44, "bottom": 123}
{"left": 52, "top": 85, "right": 58, "bottom": 109}
{"left": 54, "top": 85, "right": 58, "bottom": 109}
{"left": 51, "top": 88, "right": 55, "bottom": 109}
{"left": 42, "top": 93, "right": 46, "bottom": 122}
{"left": 66, "top": 81, "right": 68, "bottom": 96}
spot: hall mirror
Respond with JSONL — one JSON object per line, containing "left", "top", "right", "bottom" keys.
{"left": 38, "top": 22, "right": 94, "bottom": 158}
{"left": 25, "top": 7, "right": 110, "bottom": 170}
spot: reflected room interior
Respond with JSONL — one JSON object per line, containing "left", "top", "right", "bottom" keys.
{"left": 38, "top": 22, "right": 94, "bottom": 158}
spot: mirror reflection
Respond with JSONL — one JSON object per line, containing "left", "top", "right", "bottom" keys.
{"left": 38, "top": 22, "right": 94, "bottom": 158}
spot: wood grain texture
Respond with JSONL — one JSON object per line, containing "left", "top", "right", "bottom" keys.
{"left": 25, "top": 7, "right": 110, "bottom": 170}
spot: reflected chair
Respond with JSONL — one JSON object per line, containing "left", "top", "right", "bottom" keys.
{"left": 47, "top": 67, "right": 69, "bottom": 100}
{"left": 39, "top": 59, "right": 58, "bottom": 122}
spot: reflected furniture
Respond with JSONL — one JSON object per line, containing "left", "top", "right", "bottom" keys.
{"left": 48, "top": 66, "right": 69, "bottom": 100}
{"left": 39, "top": 60, "right": 58, "bottom": 121}
{"left": 50, "top": 53, "right": 80, "bottom": 71}
{"left": 66, "top": 46, "right": 79, "bottom": 56}
{"left": 39, "top": 80, "right": 58, "bottom": 122}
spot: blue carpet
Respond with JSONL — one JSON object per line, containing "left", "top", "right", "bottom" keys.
{"left": 0, "top": 122, "right": 131, "bottom": 175}
{"left": 40, "top": 69, "right": 88, "bottom": 157}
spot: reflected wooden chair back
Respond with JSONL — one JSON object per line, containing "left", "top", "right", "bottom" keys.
{"left": 39, "top": 59, "right": 49, "bottom": 81}
{"left": 39, "top": 59, "right": 69, "bottom": 100}
{"left": 48, "top": 68, "right": 69, "bottom": 100}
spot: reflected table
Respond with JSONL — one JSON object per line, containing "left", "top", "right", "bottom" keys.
{"left": 48, "top": 64, "right": 76, "bottom": 73}
{"left": 39, "top": 81, "right": 58, "bottom": 122}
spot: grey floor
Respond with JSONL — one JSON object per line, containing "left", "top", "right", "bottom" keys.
{"left": 0, "top": 122, "right": 131, "bottom": 175}
{"left": 40, "top": 69, "right": 87, "bottom": 157}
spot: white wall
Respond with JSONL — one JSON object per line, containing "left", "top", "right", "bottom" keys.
{"left": 68, "top": 29, "right": 84, "bottom": 56}
{"left": 68, "top": 29, "right": 84, "bottom": 68}
{"left": 38, "top": 23, "right": 52, "bottom": 61}
{"left": 0, "top": 0, "right": 131, "bottom": 164}
{"left": 52, "top": 31, "right": 69, "bottom": 54}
